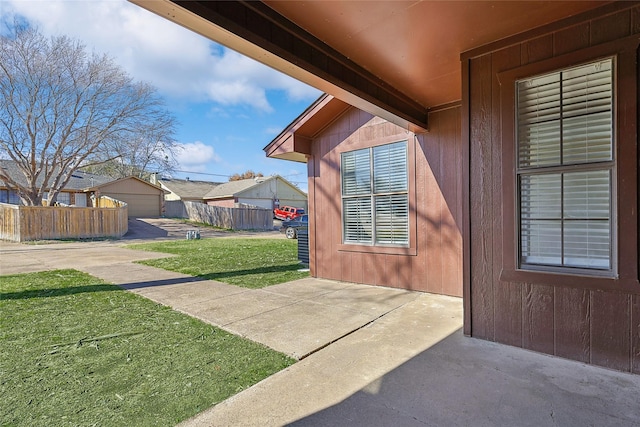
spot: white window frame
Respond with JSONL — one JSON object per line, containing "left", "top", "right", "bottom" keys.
{"left": 341, "top": 140, "right": 409, "bottom": 247}
{"left": 516, "top": 58, "right": 616, "bottom": 275}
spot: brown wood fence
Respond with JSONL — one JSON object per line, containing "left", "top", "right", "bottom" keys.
{"left": 0, "top": 196, "right": 128, "bottom": 242}
{"left": 165, "top": 201, "right": 273, "bottom": 230}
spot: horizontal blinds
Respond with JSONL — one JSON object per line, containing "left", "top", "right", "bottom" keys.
{"left": 563, "top": 170, "right": 610, "bottom": 269}
{"left": 520, "top": 174, "right": 561, "bottom": 219}
{"left": 563, "top": 220, "right": 610, "bottom": 269}
{"left": 520, "top": 220, "right": 562, "bottom": 266}
{"left": 341, "top": 148, "right": 371, "bottom": 195}
{"left": 562, "top": 61, "right": 612, "bottom": 164}
{"left": 375, "top": 194, "right": 409, "bottom": 244}
{"left": 341, "top": 141, "right": 409, "bottom": 246}
{"left": 373, "top": 142, "right": 407, "bottom": 193}
{"left": 517, "top": 59, "right": 613, "bottom": 271}
{"left": 518, "top": 73, "right": 561, "bottom": 167}
{"left": 518, "top": 59, "right": 612, "bottom": 168}
{"left": 563, "top": 170, "right": 610, "bottom": 219}
{"left": 520, "top": 170, "right": 611, "bottom": 269}
{"left": 343, "top": 197, "right": 372, "bottom": 243}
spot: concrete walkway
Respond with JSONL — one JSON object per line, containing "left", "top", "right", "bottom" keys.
{"left": 2, "top": 239, "right": 640, "bottom": 426}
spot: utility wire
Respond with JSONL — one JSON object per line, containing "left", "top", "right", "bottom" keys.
{"left": 170, "top": 169, "right": 306, "bottom": 184}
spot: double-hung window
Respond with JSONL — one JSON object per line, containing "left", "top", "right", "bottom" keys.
{"left": 516, "top": 58, "right": 614, "bottom": 272}
{"left": 341, "top": 141, "right": 409, "bottom": 246}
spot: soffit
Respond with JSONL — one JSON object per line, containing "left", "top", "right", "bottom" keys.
{"left": 264, "top": 1, "right": 611, "bottom": 108}
{"left": 131, "top": 0, "right": 614, "bottom": 128}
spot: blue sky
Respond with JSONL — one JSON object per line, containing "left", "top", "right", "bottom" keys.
{"left": 2, "top": 0, "right": 321, "bottom": 191}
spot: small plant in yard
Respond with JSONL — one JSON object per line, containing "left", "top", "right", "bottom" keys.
{"left": 129, "top": 238, "right": 309, "bottom": 288}
{"left": 0, "top": 270, "right": 294, "bottom": 427}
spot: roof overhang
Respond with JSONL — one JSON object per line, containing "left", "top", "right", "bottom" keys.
{"left": 86, "top": 175, "right": 164, "bottom": 192}
{"left": 130, "top": 0, "right": 429, "bottom": 131}
{"left": 264, "top": 94, "right": 350, "bottom": 162}
{"left": 130, "top": 1, "right": 619, "bottom": 133}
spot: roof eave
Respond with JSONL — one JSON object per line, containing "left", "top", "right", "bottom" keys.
{"left": 264, "top": 94, "right": 351, "bottom": 162}
{"left": 129, "top": 0, "right": 428, "bottom": 132}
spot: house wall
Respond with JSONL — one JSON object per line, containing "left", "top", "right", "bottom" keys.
{"left": 207, "top": 198, "right": 236, "bottom": 208}
{"left": 237, "top": 197, "right": 272, "bottom": 209}
{"left": 463, "top": 4, "right": 640, "bottom": 373}
{"left": 307, "top": 107, "right": 463, "bottom": 296}
{"left": 97, "top": 178, "right": 163, "bottom": 217}
{"left": 0, "top": 188, "right": 84, "bottom": 206}
{"left": 274, "top": 179, "right": 307, "bottom": 211}
{"left": 240, "top": 178, "right": 307, "bottom": 211}
{"left": 162, "top": 188, "right": 182, "bottom": 201}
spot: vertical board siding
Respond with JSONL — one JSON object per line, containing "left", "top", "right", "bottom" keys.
{"left": 466, "top": 4, "right": 640, "bottom": 372}
{"left": 494, "top": 282, "right": 523, "bottom": 347}
{"left": 307, "top": 155, "right": 317, "bottom": 277}
{"left": 632, "top": 295, "right": 640, "bottom": 373}
{"left": 590, "top": 8, "right": 632, "bottom": 45}
{"left": 440, "top": 108, "right": 463, "bottom": 296}
{"left": 423, "top": 118, "right": 443, "bottom": 295}
{"left": 590, "top": 292, "right": 631, "bottom": 372}
{"left": 555, "top": 287, "right": 590, "bottom": 364}
{"left": 314, "top": 134, "right": 330, "bottom": 280}
{"left": 470, "top": 54, "right": 495, "bottom": 339}
{"left": 492, "top": 44, "right": 523, "bottom": 348}
{"left": 554, "top": 23, "right": 590, "bottom": 56}
{"left": 412, "top": 133, "right": 429, "bottom": 291}
{"left": 522, "top": 283, "right": 555, "bottom": 355}
{"left": 521, "top": 34, "right": 554, "bottom": 64}
{"left": 307, "top": 106, "right": 463, "bottom": 296}
{"left": 328, "top": 138, "right": 342, "bottom": 281}
{"left": 633, "top": 7, "right": 640, "bottom": 34}
{"left": 350, "top": 252, "right": 364, "bottom": 284}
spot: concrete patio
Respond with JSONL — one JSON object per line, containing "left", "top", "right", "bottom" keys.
{"left": 1, "top": 238, "right": 639, "bottom": 426}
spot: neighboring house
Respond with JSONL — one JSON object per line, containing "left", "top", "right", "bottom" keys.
{"left": 265, "top": 95, "right": 462, "bottom": 297}
{"left": 204, "top": 175, "right": 307, "bottom": 210}
{"left": 0, "top": 159, "right": 111, "bottom": 206}
{"left": 87, "top": 176, "right": 165, "bottom": 218}
{"left": 139, "top": 2, "right": 640, "bottom": 374}
{"left": 0, "top": 160, "right": 165, "bottom": 217}
{"left": 153, "top": 175, "right": 222, "bottom": 203}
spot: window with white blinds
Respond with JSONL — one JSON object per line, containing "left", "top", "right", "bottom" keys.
{"left": 516, "top": 59, "right": 614, "bottom": 271}
{"left": 341, "top": 141, "right": 408, "bottom": 245}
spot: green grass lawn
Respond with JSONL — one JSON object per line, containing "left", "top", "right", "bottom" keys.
{"left": 128, "top": 238, "right": 309, "bottom": 288}
{"left": 0, "top": 270, "right": 295, "bottom": 427}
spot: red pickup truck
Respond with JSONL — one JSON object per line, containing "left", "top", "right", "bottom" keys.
{"left": 274, "top": 205, "right": 305, "bottom": 220}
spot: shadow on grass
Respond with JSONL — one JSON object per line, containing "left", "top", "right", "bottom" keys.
{"left": 197, "top": 263, "right": 305, "bottom": 281}
{"left": 119, "top": 276, "right": 205, "bottom": 290}
{"left": 1, "top": 284, "right": 121, "bottom": 300}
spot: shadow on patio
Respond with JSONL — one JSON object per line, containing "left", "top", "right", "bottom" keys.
{"left": 290, "top": 329, "right": 640, "bottom": 426}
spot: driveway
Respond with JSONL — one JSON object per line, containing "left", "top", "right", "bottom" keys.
{"left": 124, "top": 217, "right": 283, "bottom": 241}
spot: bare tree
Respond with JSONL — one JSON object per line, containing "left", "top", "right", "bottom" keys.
{"left": 0, "top": 25, "right": 178, "bottom": 205}
{"left": 229, "top": 170, "right": 264, "bottom": 181}
{"left": 89, "top": 110, "right": 178, "bottom": 180}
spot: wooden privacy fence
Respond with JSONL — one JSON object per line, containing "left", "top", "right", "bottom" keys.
{"left": 165, "top": 201, "right": 273, "bottom": 230}
{"left": 0, "top": 196, "right": 128, "bottom": 242}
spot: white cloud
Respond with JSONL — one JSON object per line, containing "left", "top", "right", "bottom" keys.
{"left": 3, "top": 0, "right": 319, "bottom": 110}
{"left": 175, "top": 141, "right": 221, "bottom": 171}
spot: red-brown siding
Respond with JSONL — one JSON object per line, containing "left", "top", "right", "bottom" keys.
{"left": 307, "top": 107, "right": 463, "bottom": 296}
{"left": 464, "top": 4, "right": 640, "bottom": 373}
